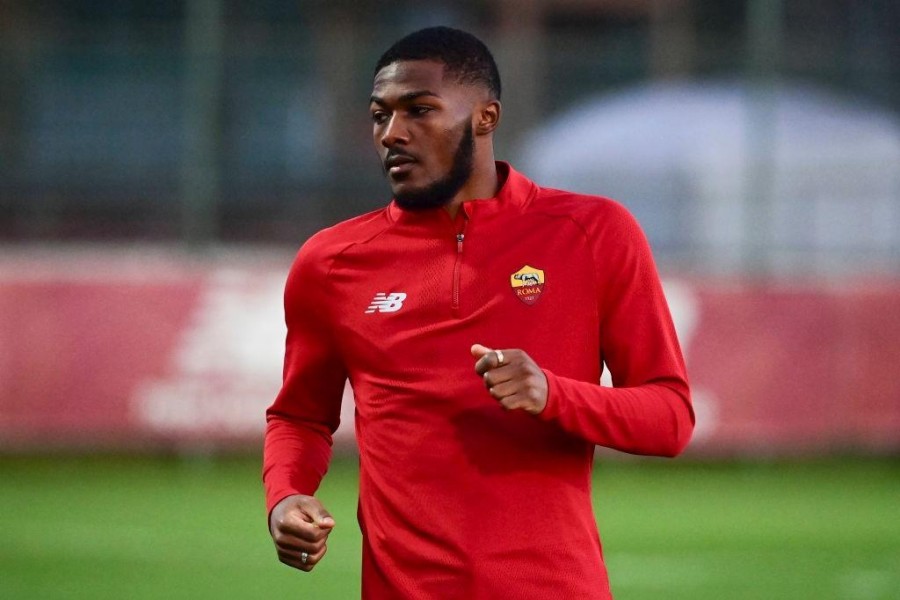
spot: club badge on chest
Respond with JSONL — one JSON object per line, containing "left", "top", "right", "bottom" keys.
{"left": 510, "top": 265, "right": 545, "bottom": 305}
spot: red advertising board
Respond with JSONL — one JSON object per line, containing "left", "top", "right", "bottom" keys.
{"left": 1, "top": 249, "right": 898, "bottom": 456}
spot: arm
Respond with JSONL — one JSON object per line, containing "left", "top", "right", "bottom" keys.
{"left": 475, "top": 203, "right": 693, "bottom": 457}
{"left": 263, "top": 241, "right": 347, "bottom": 569}
{"left": 538, "top": 373, "right": 692, "bottom": 457}
{"left": 473, "top": 347, "right": 691, "bottom": 458}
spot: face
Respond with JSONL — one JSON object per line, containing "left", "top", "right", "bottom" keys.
{"left": 370, "top": 60, "right": 480, "bottom": 210}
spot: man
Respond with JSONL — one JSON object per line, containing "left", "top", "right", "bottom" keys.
{"left": 264, "top": 26, "right": 693, "bottom": 599}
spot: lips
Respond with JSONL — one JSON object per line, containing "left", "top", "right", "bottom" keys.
{"left": 385, "top": 153, "right": 416, "bottom": 176}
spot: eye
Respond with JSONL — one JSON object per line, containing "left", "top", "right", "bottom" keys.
{"left": 409, "top": 105, "right": 433, "bottom": 116}
{"left": 371, "top": 110, "right": 389, "bottom": 125}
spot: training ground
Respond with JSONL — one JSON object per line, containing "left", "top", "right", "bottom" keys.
{"left": 1, "top": 455, "right": 897, "bottom": 599}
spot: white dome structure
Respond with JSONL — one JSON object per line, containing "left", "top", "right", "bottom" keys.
{"left": 518, "top": 80, "right": 900, "bottom": 273}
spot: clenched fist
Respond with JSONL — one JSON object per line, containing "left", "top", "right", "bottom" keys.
{"left": 471, "top": 343, "right": 549, "bottom": 415}
{"left": 269, "top": 494, "right": 335, "bottom": 572}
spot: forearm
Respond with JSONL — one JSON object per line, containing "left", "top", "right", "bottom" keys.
{"left": 538, "top": 370, "right": 693, "bottom": 457}
{"left": 263, "top": 413, "right": 334, "bottom": 513}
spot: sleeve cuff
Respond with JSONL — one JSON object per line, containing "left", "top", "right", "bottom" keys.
{"left": 537, "top": 368, "right": 562, "bottom": 422}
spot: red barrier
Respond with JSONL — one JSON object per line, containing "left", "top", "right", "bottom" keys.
{"left": 1, "top": 249, "right": 898, "bottom": 456}
{"left": 686, "top": 282, "right": 900, "bottom": 455}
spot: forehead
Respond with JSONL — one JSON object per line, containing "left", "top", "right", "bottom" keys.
{"left": 371, "top": 59, "right": 469, "bottom": 102}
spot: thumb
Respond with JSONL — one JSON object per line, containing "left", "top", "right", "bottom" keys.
{"left": 299, "top": 497, "right": 335, "bottom": 529}
{"left": 470, "top": 343, "right": 493, "bottom": 359}
{"left": 312, "top": 507, "right": 335, "bottom": 529}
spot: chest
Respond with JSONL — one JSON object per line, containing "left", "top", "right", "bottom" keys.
{"left": 328, "top": 215, "right": 602, "bottom": 380}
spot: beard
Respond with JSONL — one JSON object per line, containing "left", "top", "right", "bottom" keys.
{"left": 391, "top": 121, "right": 475, "bottom": 211}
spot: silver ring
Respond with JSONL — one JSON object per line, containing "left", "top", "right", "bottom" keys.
{"left": 495, "top": 350, "right": 505, "bottom": 366}
{"left": 300, "top": 551, "right": 309, "bottom": 565}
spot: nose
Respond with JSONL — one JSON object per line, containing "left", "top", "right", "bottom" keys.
{"left": 380, "top": 114, "right": 409, "bottom": 148}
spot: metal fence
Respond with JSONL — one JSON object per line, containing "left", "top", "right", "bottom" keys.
{"left": 1, "top": 0, "right": 898, "bottom": 274}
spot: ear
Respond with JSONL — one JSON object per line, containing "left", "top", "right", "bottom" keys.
{"left": 474, "top": 99, "right": 501, "bottom": 135}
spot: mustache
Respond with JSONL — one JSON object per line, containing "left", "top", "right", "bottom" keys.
{"left": 383, "top": 149, "right": 416, "bottom": 168}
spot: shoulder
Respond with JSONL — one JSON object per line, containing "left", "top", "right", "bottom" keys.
{"left": 289, "top": 207, "right": 391, "bottom": 281}
{"left": 296, "top": 207, "right": 391, "bottom": 266}
{"left": 529, "top": 184, "right": 646, "bottom": 242}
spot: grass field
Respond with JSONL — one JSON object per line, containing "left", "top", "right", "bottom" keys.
{"left": 1, "top": 455, "right": 898, "bottom": 599}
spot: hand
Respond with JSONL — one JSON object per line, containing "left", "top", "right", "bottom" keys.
{"left": 471, "top": 344, "right": 549, "bottom": 415}
{"left": 269, "top": 494, "right": 335, "bottom": 572}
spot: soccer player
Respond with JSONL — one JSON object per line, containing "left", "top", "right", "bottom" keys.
{"left": 264, "top": 26, "right": 693, "bottom": 599}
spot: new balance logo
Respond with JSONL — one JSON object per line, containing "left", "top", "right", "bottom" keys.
{"left": 365, "top": 292, "right": 407, "bottom": 314}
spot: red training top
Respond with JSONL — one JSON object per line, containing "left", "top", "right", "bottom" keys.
{"left": 264, "top": 163, "right": 693, "bottom": 599}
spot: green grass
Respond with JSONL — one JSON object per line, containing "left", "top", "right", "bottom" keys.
{"left": 1, "top": 456, "right": 898, "bottom": 599}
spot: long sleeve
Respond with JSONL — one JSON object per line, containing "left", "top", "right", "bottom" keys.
{"left": 537, "top": 202, "right": 694, "bottom": 457}
{"left": 262, "top": 240, "right": 347, "bottom": 513}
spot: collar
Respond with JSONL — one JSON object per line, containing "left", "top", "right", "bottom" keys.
{"left": 386, "top": 162, "right": 538, "bottom": 225}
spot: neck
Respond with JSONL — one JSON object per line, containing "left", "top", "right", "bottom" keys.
{"left": 444, "top": 154, "right": 498, "bottom": 220}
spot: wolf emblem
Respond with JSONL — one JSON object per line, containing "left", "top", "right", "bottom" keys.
{"left": 513, "top": 272, "right": 541, "bottom": 286}
{"left": 509, "top": 265, "right": 545, "bottom": 305}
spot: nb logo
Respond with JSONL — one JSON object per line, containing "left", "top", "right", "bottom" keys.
{"left": 365, "top": 292, "right": 407, "bottom": 314}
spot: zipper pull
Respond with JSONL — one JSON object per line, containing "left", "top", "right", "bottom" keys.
{"left": 456, "top": 232, "right": 465, "bottom": 252}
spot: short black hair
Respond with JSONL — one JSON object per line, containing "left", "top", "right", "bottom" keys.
{"left": 374, "top": 26, "right": 501, "bottom": 100}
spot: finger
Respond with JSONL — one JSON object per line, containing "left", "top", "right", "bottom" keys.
{"left": 470, "top": 343, "right": 492, "bottom": 359}
{"left": 273, "top": 530, "right": 306, "bottom": 552}
{"left": 498, "top": 392, "right": 530, "bottom": 411}
{"left": 277, "top": 547, "right": 305, "bottom": 571}
{"left": 278, "top": 515, "right": 333, "bottom": 543}
{"left": 281, "top": 499, "right": 336, "bottom": 535}
{"left": 486, "top": 379, "right": 520, "bottom": 400}
{"left": 274, "top": 528, "right": 329, "bottom": 554}
{"left": 305, "top": 504, "right": 335, "bottom": 530}
{"left": 482, "top": 364, "right": 516, "bottom": 388}
{"left": 471, "top": 344, "right": 494, "bottom": 375}
{"left": 293, "top": 496, "right": 336, "bottom": 530}
{"left": 274, "top": 534, "right": 325, "bottom": 557}
{"left": 278, "top": 544, "right": 327, "bottom": 572}
{"left": 473, "top": 345, "right": 511, "bottom": 376}
{"left": 277, "top": 545, "right": 309, "bottom": 571}
{"left": 307, "top": 544, "right": 328, "bottom": 565}
{"left": 501, "top": 391, "right": 548, "bottom": 415}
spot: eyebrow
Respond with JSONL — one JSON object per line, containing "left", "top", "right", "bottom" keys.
{"left": 369, "top": 90, "right": 441, "bottom": 106}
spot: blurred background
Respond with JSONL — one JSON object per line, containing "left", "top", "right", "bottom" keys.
{"left": 1, "top": 1, "right": 898, "bottom": 599}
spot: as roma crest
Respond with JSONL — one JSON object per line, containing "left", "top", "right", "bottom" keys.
{"left": 509, "top": 265, "right": 545, "bottom": 305}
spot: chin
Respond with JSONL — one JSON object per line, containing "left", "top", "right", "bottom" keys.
{"left": 390, "top": 178, "right": 425, "bottom": 198}
{"left": 392, "top": 183, "right": 450, "bottom": 211}
{"left": 389, "top": 172, "right": 422, "bottom": 188}
{"left": 389, "top": 182, "right": 414, "bottom": 198}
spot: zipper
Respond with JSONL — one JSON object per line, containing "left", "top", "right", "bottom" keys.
{"left": 451, "top": 220, "right": 467, "bottom": 312}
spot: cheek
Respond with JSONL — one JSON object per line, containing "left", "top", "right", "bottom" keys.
{"left": 432, "top": 128, "right": 461, "bottom": 162}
